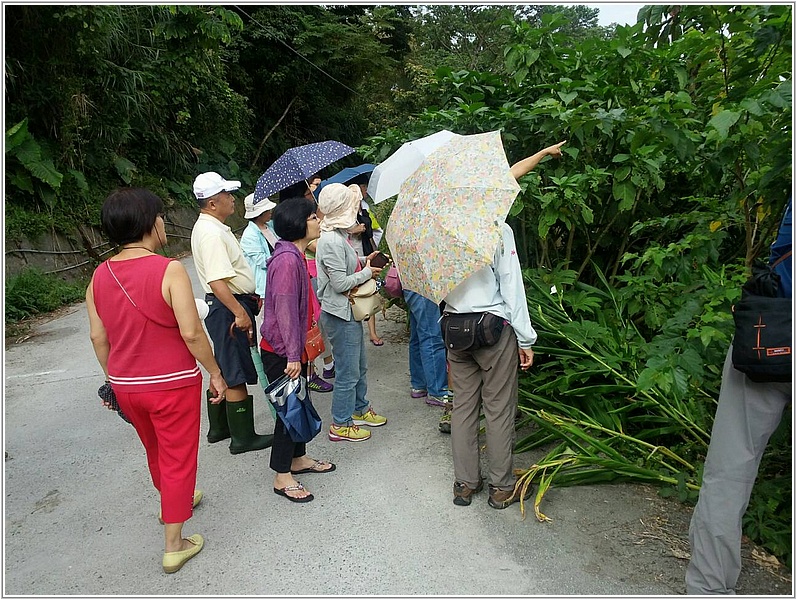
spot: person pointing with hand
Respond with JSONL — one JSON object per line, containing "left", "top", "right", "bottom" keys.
{"left": 445, "top": 141, "right": 565, "bottom": 509}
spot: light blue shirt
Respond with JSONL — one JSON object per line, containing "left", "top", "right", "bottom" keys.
{"left": 443, "top": 223, "right": 537, "bottom": 348}
{"left": 240, "top": 221, "right": 273, "bottom": 298}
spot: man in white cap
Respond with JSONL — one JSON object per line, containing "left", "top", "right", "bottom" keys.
{"left": 190, "top": 171, "right": 273, "bottom": 455}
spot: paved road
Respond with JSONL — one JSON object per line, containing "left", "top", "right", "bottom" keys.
{"left": 4, "top": 256, "right": 679, "bottom": 595}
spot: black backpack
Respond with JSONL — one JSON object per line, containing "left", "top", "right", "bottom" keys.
{"left": 731, "top": 251, "right": 792, "bottom": 383}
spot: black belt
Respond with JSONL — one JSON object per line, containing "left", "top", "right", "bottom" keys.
{"left": 205, "top": 293, "right": 258, "bottom": 300}
{"left": 205, "top": 292, "right": 260, "bottom": 315}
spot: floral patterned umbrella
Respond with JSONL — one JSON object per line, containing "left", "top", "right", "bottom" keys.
{"left": 253, "top": 140, "right": 355, "bottom": 204}
{"left": 385, "top": 130, "right": 520, "bottom": 304}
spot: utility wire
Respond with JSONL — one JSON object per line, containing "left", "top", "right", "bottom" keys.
{"left": 233, "top": 6, "right": 359, "bottom": 95}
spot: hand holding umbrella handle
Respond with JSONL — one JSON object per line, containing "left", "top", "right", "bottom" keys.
{"left": 233, "top": 312, "right": 254, "bottom": 339}
{"left": 228, "top": 320, "right": 255, "bottom": 347}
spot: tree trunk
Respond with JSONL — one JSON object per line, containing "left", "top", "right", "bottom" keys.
{"left": 577, "top": 210, "right": 620, "bottom": 281}
{"left": 564, "top": 221, "right": 576, "bottom": 270}
{"left": 250, "top": 95, "right": 298, "bottom": 170}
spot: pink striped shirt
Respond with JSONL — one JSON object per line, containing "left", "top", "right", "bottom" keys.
{"left": 93, "top": 255, "right": 201, "bottom": 391}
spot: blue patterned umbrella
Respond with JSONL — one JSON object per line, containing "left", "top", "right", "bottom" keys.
{"left": 314, "top": 163, "right": 375, "bottom": 198}
{"left": 253, "top": 140, "right": 356, "bottom": 204}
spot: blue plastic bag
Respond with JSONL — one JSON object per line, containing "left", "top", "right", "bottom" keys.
{"left": 263, "top": 375, "right": 322, "bottom": 443}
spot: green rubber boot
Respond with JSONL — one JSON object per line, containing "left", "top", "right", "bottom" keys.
{"left": 226, "top": 395, "right": 274, "bottom": 455}
{"left": 206, "top": 390, "right": 230, "bottom": 443}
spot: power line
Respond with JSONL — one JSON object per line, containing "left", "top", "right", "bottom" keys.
{"left": 233, "top": 6, "right": 359, "bottom": 95}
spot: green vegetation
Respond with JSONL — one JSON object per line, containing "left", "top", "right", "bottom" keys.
{"left": 4, "top": 5, "right": 412, "bottom": 240}
{"left": 5, "top": 4, "right": 791, "bottom": 565}
{"left": 5, "top": 268, "right": 88, "bottom": 323}
{"left": 361, "top": 4, "right": 792, "bottom": 565}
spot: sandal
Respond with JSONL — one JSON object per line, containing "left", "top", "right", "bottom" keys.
{"left": 291, "top": 459, "right": 337, "bottom": 475}
{"left": 370, "top": 338, "right": 384, "bottom": 346}
{"left": 273, "top": 482, "right": 314, "bottom": 503}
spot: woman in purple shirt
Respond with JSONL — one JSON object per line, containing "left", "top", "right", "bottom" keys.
{"left": 259, "top": 196, "right": 336, "bottom": 503}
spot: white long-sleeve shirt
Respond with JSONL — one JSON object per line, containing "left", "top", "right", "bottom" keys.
{"left": 443, "top": 223, "right": 537, "bottom": 348}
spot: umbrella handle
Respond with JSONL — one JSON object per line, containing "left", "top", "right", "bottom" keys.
{"left": 228, "top": 322, "right": 255, "bottom": 347}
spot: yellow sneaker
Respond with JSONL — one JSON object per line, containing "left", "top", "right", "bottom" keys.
{"left": 351, "top": 407, "right": 387, "bottom": 427}
{"left": 328, "top": 423, "right": 371, "bottom": 442}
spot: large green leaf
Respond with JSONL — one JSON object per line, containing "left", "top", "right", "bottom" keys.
{"left": 537, "top": 210, "right": 559, "bottom": 238}
{"left": 26, "top": 159, "right": 63, "bottom": 189}
{"left": 114, "top": 156, "right": 138, "bottom": 185}
{"left": 557, "top": 91, "right": 577, "bottom": 105}
{"left": 612, "top": 179, "right": 635, "bottom": 209}
{"left": 8, "top": 170, "right": 34, "bottom": 193}
{"left": 708, "top": 110, "right": 741, "bottom": 140}
{"left": 12, "top": 138, "right": 42, "bottom": 166}
{"left": 67, "top": 168, "right": 88, "bottom": 191}
{"left": 614, "top": 165, "right": 631, "bottom": 181}
{"left": 580, "top": 204, "right": 594, "bottom": 224}
{"left": 5, "top": 118, "right": 30, "bottom": 153}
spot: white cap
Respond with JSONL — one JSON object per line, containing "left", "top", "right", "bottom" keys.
{"left": 194, "top": 298, "right": 209, "bottom": 320}
{"left": 244, "top": 193, "right": 276, "bottom": 219}
{"left": 193, "top": 171, "right": 241, "bottom": 201}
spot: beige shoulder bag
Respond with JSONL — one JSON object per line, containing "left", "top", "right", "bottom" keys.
{"left": 347, "top": 278, "right": 382, "bottom": 321}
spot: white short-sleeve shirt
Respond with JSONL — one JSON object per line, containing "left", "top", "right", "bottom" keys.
{"left": 190, "top": 213, "right": 255, "bottom": 295}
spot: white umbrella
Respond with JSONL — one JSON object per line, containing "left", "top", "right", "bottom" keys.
{"left": 385, "top": 130, "right": 520, "bottom": 304}
{"left": 366, "top": 130, "right": 459, "bottom": 203}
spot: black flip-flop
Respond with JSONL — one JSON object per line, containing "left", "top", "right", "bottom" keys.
{"left": 290, "top": 460, "right": 337, "bottom": 475}
{"left": 273, "top": 483, "right": 314, "bottom": 503}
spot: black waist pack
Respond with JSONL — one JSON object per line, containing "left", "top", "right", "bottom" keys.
{"left": 440, "top": 311, "right": 506, "bottom": 351}
{"left": 731, "top": 252, "right": 792, "bottom": 383}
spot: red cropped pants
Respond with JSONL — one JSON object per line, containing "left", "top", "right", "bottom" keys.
{"left": 115, "top": 381, "right": 201, "bottom": 524}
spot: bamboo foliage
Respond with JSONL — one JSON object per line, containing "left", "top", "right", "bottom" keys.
{"left": 512, "top": 264, "right": 729, "bottom": 521}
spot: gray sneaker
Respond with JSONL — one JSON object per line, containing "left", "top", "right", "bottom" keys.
{"left": 426, "top": 393, "right": 452, "bottom": 407}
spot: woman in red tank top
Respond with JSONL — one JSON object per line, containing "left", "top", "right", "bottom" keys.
{"left": 86, "top": 188, "right": 227, "bottom": 574}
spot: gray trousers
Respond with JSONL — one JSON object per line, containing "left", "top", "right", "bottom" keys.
{"left": 686, "top": 345, "right": 791, "bottom": 594}
{"left": 448, "top": 325, "right": 519, "bottom": 491}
